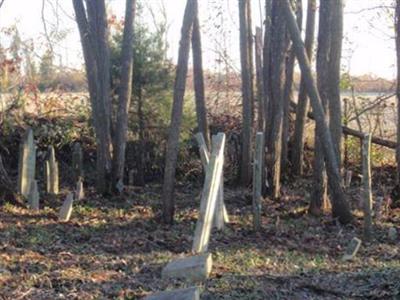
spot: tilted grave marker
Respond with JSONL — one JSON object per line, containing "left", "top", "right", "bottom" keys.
{"left": 192, "top": 133, "right": 225, "bottom": 253}
{"left": 17, "top": 128, "right": 36, "bottom": 198}
{"left": 195, "top": 132, "right": 228, "bottom": 230}
{"left": 59, "top": 193, "right": 74, "bottom": 222}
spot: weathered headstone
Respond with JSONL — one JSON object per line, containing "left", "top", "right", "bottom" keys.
{"left": 162, "top": 253, "right": 212, "bottom": 282}
{"left": 342, "top": 237, "right": 362, "bottom": 261}
{"left": 144, "top": 287, "right": 200, "bottom": 300}
{"left": 252, "top": 132, "right": 264, "bottom": 230}
{"left": 45, "top": 146, "right": 59, "bottom": 195}
{"left": 362, "top": 134, "right": 373, "bottom": 240}
{"left": 59, "top": 193, "right": 74, "bottom": 222}
{"left": 192, "top": 133, "right": 225, "bottom": 253}
{"left": 76, "top": 179, "right": 84, "bottom": 201}
{"left": 72, "top": 142, "right": 83, "bottom": 181}
{"left": 28, "top": 180, "right": 39, "bottom": 211}
{"left": 17, "top": 128, "right": 36, "bottom": 198}
{"left": 195, "top": 132, "right": 228, "bottom": 230}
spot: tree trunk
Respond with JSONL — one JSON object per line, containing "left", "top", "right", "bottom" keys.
{"left": 291, "top": 0, "right": 316, "bottom": 175}
{"left": 161, "top": 0, "right": 197, "bottom": 224}
{"left": 73, "top": 0, "right": 112, "bottom": 194}
{"left": 262, "top": 0, "right": 272, "bottom": 196}
{"left": 246, "top": 0, "right": 255, "bottom": 124}
{"left": 238, "top": 0, "right": 253, "bottom": 186}
{"left": 310, "top": 0, "right": 331, "bottom": 214}
{"left": 263, "top": 0, "right": 272, "bottom": 142}
{"left": 137, "top": 85, "right": 145, "bottom": 186}
{"left": 112, "top": 0, "right": 137, "bottom": 188}
{"left": 328, "top": 0, "right": 344, "bottom": 167}
{"left": 281, "top": 0, "right": 302, "bottom": 172}
{"left": 396, "top": 0, "right": 400, "bottom": 184}
{"left": 192, "top": 12, "right": 211, "bottom": 149}
{"left": 255, "top": 27, "right": 264, "bottom": 131}
{"left": 282, "top": 0, "right": 353, "bottom": 224}
{"left": 267, "top": 0, "right": 288, "bottom": 199}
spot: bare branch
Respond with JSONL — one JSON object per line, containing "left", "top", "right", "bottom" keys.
{"left": 0, "top": 0, "right": 5, "bottom": 9}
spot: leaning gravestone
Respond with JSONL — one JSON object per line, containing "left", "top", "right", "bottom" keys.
{"left": 192, "top": 133, "right": 225, "bottom": 253}
{"left": 59, "top": 193, "right": 74, "bottom": 222}
{"left": 28, "top": 180, "right": 39, "bottom": 211}
{"left": 144, "top": 287, "right": 200, "bottom": 300}
{"left": 45, "top": 146, "right": 59, "bottom": 195}
{"left": 342, "top": 237, "right": 362, "bottom": 261}
{"left": 194, "top": 132, "right": 228, "bottom": 230}
{"left": 17, "top": 128, "right": 36, "bottom": 198}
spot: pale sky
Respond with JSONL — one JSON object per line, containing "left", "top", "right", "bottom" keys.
{"left": 0, "top": 0, "right": 396, "bottom": 79}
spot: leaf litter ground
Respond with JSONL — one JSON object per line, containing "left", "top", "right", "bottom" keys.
{"left": 0, "top": 181, "right": 399, "bottom": 299}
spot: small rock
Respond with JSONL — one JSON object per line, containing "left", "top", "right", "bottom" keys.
{"left": 388, "top": 227, "right": 398, "bottom": 241}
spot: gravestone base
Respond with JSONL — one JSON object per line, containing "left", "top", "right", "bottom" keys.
{"left": 161, "top": 253, "right": 212, "bottom": 282}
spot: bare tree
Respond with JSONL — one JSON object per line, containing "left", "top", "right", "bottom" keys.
{"left": 282, "top": 0, "right": 302, "bottom": 172}
{"left": 291, "top": 0, "right": 316, "bottom": 175}
{"left": 310, "top": 0, "right": 331, "bottom": 214}
{"left": 267, "top": 0, "right": 288, "bottom": 199}
{"left": 282, "top": 0, "right": 353, "bottom": 224}
{"left": 161, "top": 0, "right": 197, "bottom": 224}
{"left": 112, "top": 0, "right": 137, "bottom": 187}
{"left": 73, "top": 0, "right": 113, "bottom": 194}
{"left": 328, "top": 0, "right": 344, "bottom": 166}
{"left": 192, "top": 11, "right": 211, "bottom": 149}
{"left": 262, "top": 0, "right": 272, "bottom": 196}
{"left": 255, "top": 27, "right": 264, "bottom": 131}
{"left": 396, "top": 0, "right": 400, "bottom": 184}
{"left": 238, "top": 0, "right": 253, "bottom": 186}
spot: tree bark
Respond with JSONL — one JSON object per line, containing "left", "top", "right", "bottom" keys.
{"left": 137, "top": 85, "right": 145, "bottom": 186}
{"left": 263, "top": 0, "right": 272, "bottom": 142}
{"left": 73, "top": 0, "right": 112, "bottom": 194}
{"left": 267, "top": 0, "right": 288, "bottom": 199}
{"left": 112, "top": 0, "right": 137, "bottom": 188}
{"left": 282, "top": 0, "right": 353, "bottom": 224}
{"left": 255, "top": 27, "right": 264, "bottom": 131}
{"left": 262, "top": 0, "right": 272, "bottom": 197}
{"left": 161, "top": 0, "right": 197, "bottom": 224}
{"left": 310, "top": 0, "right": 331, "bottom": 215}
{"left": 291, "top": 0, "right": 316, "bottom": 175}
{"left": 238, "top": 0, "right": 253, "bottom": 186}
{"left": 396, "top": 0, "right": 400, "bottom": 184}
{"left": 192, "top": 12, "right": 211, "bottom": 149}
{"left": 328, "top": 0, "right": 344, "bottom": 166}
{"left": 281, "top": 0, "right": 302, "bottom": 172}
